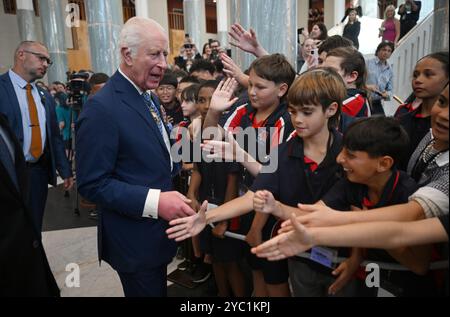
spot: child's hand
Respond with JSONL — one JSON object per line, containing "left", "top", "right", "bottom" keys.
{"left": 328, "top": 251, "right": 362, "bottom": 295}
{"left": 209, "top": 78, "right": 239, "bottom": 113}
{"left": 253, "top": 190, "right": 280, "bottom": 217}
{"left": 221, "top": 54, "right": 249, "bottom": 86}
{"left": 167, "top": 200, "right": 208, "bottom": 242}
{"left": 229, "top": 23, "right": 268, "bottom": 57}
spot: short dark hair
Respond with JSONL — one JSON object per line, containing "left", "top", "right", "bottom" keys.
{"left": 88, "top": 73, "right": 109, "bottom": 86}
{"left": 198, "top": 80, "right": 220, "bottom": 92}
{"left": 375, "top": 41, "right": 395, "bottom": 56}
{"left": 189, "top": 59, "right": 216, "bottom": 76}
{"left": 249, "top": 53, "right": 296, "bottom": 88}
{"left": 179, "top": 75, "right": 200, "bottom": 85}
{"left": 159, "top": 72, "right": 178, "bottom": 88}
{"left": 327, "top": 46, "right": 367, "bottom": 90}
{"left": 318, "top": 35, "right": 353, "bottom": 55}
{"left": 343, "top": 116, "right": 409, "bottom": 165}
{"left": 171, "top": 68, "right": 188, "bottom": 80}
{"left": 52, "top": 81, "right": 65, "bottom": 87}
{"left": 181, "top": 83, "right": 200, "bottom": 103}
{"left": 419, "top": 51, "right": 449, "bottom": 78}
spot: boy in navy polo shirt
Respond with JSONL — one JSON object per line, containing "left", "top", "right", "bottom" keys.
{"left": 322, "top": 47, "right": 371, "bottom": 118}
{"left": 167, "top": 68, "right": 347, "bottom": 297}
{"left": 202, "top": 54, "right": 296, "bottom": 296}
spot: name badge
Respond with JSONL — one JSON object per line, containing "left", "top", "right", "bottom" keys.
{"left": 310, "top": 247, "right": 338, "bottom": 269}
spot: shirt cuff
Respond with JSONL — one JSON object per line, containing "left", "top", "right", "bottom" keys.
{"left": 143, "top": 189, "right": 160, "bottom": 219}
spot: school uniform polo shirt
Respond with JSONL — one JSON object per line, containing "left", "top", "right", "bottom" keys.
{"left": 323, "top": 169, "right": 418, "bottom": 265}
{"left": 395, "top": 100, "right": 431, "bottom": 170}
{"left": 342, "top": 89, "right": 371, "bottom": 118}
{"left": 250, "top": 128, "right": 343, "bottom": 221}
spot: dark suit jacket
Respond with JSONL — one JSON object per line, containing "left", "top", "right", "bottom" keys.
{"left": 76, "top": 71, "right": 176, "bottom": 273}
{"left": 0, "top": 114, "right": 59, "bottom": 297}
{"left": 0, "top": 72, "right": 71, "bottom": 185}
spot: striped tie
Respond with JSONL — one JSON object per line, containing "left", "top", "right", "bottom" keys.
{"left": 25, "top": 84, "right": 42, "bottom": 159}
{"left": 142, "top": 91, "right": 165, "bottom": 138}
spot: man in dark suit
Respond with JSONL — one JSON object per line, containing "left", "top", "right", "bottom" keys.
{"left": 0, "top": 41, "right": 73, "bottom": 236}
{"left": 0, "top": 113, "right": 60, "bottom": 297}
{"left": 76, "top": 17, "right": 195, "bottom": 297}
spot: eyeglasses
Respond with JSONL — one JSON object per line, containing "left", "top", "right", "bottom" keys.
{"left": 22, "top": 50, "right": 53, "bottom": 66}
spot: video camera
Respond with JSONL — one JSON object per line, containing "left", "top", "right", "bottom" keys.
{"left": 66, "top": 71, "right": 90, "bottom": 111}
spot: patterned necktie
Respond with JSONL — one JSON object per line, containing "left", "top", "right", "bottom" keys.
{"left": 25, "top": 84, "right": 42, "bottom": 159}
{"left": 142, "top": 91, "right": 165, "bottom": 138}
{"left": 0, "top": 132, "right": 19, "bottom": 190}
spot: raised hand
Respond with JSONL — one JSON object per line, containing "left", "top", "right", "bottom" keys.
{"left": 158, "top": 191, "right": 195, "bottom": 221}
{"left": 251, "top": 213, "right": 314, "bottom": 261}
{"left": 166, "top": 200, "right": 208, "bottom": 242}
{"left": 220, "top": 54, "right": 248, "bottom": 86}
{"left": 228, "top": 23, "right": 268, "bottom": 57}
{"left": 209, "top": 78, "right": 239, "bottom": 113}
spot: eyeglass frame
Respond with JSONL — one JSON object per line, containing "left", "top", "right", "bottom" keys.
{"left": 22, "top": 50, "right": 53, "bottom": 66}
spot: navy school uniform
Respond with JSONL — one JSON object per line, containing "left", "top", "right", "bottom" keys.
{"left": 221, "top": 100, "right": 294, "bottom": 284}
{"left": 395, "top": 99, "right": 431, "bottom": 171}
{"left": 342, "top": 88, "right": 371, "bottom": 118}
{"left": 322, "top": 169, "right": 437, "bottom": 296}
{"left": 196, "top": 159, "right": 247, "bottom": 263}
{"left": 249, "top": 129, "right": 343, "bottom": 285}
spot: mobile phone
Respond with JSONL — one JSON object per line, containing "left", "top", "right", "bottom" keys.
{"left": 226, "top": 49, "right": 232, "bottom": 58}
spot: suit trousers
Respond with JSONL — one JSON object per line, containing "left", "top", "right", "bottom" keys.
{"left": 26, "top": 163, "right": 49, "bottom": 237}
{"left": 118, "top": 265, "right": 168, "bottom": 297}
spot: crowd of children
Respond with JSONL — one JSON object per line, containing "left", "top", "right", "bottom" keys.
{"left": 157, "top": 28, "right": 448, "bottom": 297}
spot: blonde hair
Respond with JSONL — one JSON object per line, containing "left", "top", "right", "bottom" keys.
{"left": 384, "top": 5, "right": 396, "bottom": 19}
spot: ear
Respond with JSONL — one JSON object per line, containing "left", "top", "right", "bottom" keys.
{"left": 377, "top": 156, "right": 394, "bottom": 172}
{"left": 326, "top": 102, "right": 339, "bottom": 118}
{"left": 121, "top": 47, "right": 133, "bottom": 66}
{"left": 344, "top": 71, "right": 359, "bottom": 86}
{"left": 277, "top": 83, "right": 289, "bottom": 98}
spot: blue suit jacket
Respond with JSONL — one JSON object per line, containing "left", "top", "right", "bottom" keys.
{"left": 0, "top": 72, "right": 72, "bottom": 185}
{"left": 75, "top": 71, "right": 177, "bottom": 273}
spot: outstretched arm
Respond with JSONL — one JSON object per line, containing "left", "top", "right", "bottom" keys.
{"left": 167, "top": 190, "right": 255, "bottom": 241}
{"left": 252, "top": 213, "right": 448, "bottom": 261}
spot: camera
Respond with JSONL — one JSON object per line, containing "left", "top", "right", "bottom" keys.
{"left": 66, "top": 72, "right": 90, "bottom": 112}
{"left": 184, "top": 43, "right": 193, "bottom": 49}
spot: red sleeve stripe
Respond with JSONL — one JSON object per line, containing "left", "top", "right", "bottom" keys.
{"left": 286, "top": 130, "right": 298, "bottom": 142}
{"left": 223, "top": 104, "right": 248, "bottom": 132}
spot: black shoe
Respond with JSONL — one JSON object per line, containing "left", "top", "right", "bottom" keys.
{"left": 191, "top": 263, "right": 211, "bottom": 283}
{"left": 89, "top": 210, "right": 98, "bottom": 220}
{"left": 177, "top": 260, "right": 190, "bottom": 271}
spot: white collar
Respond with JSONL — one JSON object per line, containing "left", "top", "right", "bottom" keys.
{"left": 118, "top": 67, "right": 143, "bottom": 95}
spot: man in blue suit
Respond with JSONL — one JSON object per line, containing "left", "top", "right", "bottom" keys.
{"left": 0, "top": 41, "right": 73, "bottom": 236}
{"left": 76, "top": 17, "right": 195, "bottom": 297}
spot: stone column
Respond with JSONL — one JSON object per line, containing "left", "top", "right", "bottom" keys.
{"left": 85, "top": 0, "right": 123, "bottom": 76}
{"left": 135, "top": 0, "right": 169, "bottom": 33}
{"left": 183, "top": 0, "right": 207, "bottom": 51}
{"left": 432, "top": 0, "right": 449, "bottom": 52}
{"left": 324, "top": 0, "right": 346, "bottom": 28}
{"left": 297, "top": 0, "right": 309, "bottom": 30}
{"left": 359, "top": 0, "right": 379, "bottom": 18}
{"left": 230, "top": 0, "right": 297, "bottom": 70}
{"left": 216, "top": 0, "right": 228, "bottom": 48}
{"left": 38, "top": 0, "right": 68, "bottom": 83}
{"left": 17, "top": 0, "right": 37, "bottom": 41}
